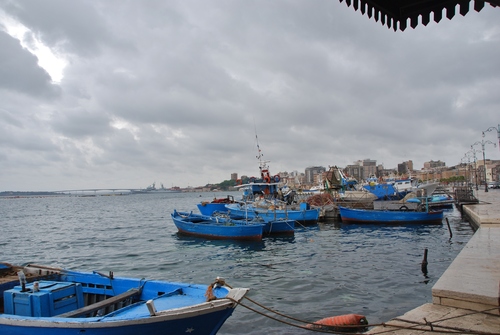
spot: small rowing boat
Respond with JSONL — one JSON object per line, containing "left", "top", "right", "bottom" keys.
{"left": 0, "top": 262, "right": 248, "bottom": 335}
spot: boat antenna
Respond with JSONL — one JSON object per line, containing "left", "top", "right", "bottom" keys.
{"left": 254, "top": 125, "right": 270, "bottom": 170}
{"left": 254, "top": 122, "right": 263, "bottom": 161}
{"left": 255, "top": 134, "right": 263, "bottom": 162}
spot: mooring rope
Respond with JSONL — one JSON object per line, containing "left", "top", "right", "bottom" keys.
{"left": 223, "top": 281, "right": 370, "bottom": 334}
{"left": 293, "top": 219, "right": 308, "bottom": 230}
{"left": 228, "top": 297, "right": 367, "bottom": 334}
{"left": 224, "top": 281, "right": 500, "bottom": 335}
{"left": 380, "top": 311, "right": 499, "bottom": 335}
{"left": 382, "top": 306, "right": 500, "bottom": 335}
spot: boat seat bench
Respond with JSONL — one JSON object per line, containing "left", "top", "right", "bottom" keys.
{"left": 102, "top": 288, "right": 191, "bottom": 319}
{"left": 57, "top": 288, "right": 141, "bottom": 318}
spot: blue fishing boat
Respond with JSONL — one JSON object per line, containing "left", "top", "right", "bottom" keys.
{"left": 197, "top": 195, "right": 236, "bottom": 216}
{"left": 406, "top": 195, "right": 454, "bottom": 209}
{"left": 261, "top": 218, "right": 295, "bottom": 235}
{"left": 338, "top": 206, "right": 444, "bottom": 224}
{"left": 406, "top": 188, "right": 454, "bottom": 209}
{"left": 0, "top": 263, "right": 248, "bottom": 335}
{"left": 171, "top": 210, "right": 265, "bottom": 240}
{"left": 236, "top": 133, "right": 297, "bottom": 206}
{"left": 225, "top": 202, "right": 319, "bottom": 226}
{"left": 362, "top": 182, "right": 411, "bottom": 200}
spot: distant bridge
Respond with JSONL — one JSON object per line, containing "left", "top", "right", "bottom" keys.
{"left": 53, "top": 189, "right": 138, "bottom": 194}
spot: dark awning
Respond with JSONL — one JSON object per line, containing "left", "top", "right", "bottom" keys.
{"left": 339, "top": 0, "right": 499, "bottom": 31}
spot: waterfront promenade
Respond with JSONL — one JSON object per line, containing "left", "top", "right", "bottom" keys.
{"left": 367, "top": 189, "right": 500, "bottom": 334}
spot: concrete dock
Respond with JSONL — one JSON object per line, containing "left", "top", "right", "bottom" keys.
{"left": 367, "top": 189, "right": 500, "bottom": 334}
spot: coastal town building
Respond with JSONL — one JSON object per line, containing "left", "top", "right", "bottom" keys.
{"left": 423, "top": 160, "right": 446, "bottom": 169}
{"left": 228, "top": 158, "right": 500, "bottom": 191}
{"left": 304, "top": 166, "right": 326, "bottom": 185}
{"left": 397, "top": 160, "right": 413, "bottom": 174}
{"left": 344, "top": 159, "right": 377, "bottom": 181}
{"left": 477, "top": 159, "right": 500, "bottom": 185}
{"left": 344, "top": 164, "right": 363, "bottom": 180}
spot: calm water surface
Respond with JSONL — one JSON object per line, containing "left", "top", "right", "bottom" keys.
{"left": 1, "top": 192, "right": 474, "bottom": 334}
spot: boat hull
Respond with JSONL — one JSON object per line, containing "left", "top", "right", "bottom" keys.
{"left": 197, "top": 203, "right": 228, "bottom": 216}
{"left": 225, "top": 204, "right": 319, "bottom": 225}
{"left": 171, "top": 211, "right": 264, "bottom": 241}
{"left": 263, "top": 219, "right": 295, "bottom": 235}
{"left": 338, "top": 206, "right": 444, "bottom": 224}
{"left": 1, "top": 306, "right": 236, "bottom": 335}
{"left": 406, "top": 195, "right": 454, "bottom": 209}
{"left": 197, "top": 196, "right": 237, "bottom": 216}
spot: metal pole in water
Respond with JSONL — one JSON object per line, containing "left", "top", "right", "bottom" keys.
{"left": 445, "top": 218, "right": 452, "bottom": 239}
{"left": 421, "top": 248, "right": 428, "bottom": 274}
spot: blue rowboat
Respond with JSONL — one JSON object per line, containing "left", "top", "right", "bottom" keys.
{"left": 197, "top": 195, "right": 236, "bottom": 216}
{"left": 197, "top": 200, "right": 298, "bottom": 234}
{"left": 171, "top": 210, "right": 265, "bottom": 241}
{"left": 0, "top": 263, "right": 248, "bottom": 335}
{"left": 338, "top": 206, "right": 444, "bottom": 224}
{"left": 197, "top": 202, "right": 228, "bottom": 216}
{"left": 262, "top": 218, "right": 295, "bottom": 235}
{"left": 406, "top": 194, "right": 454, "bottom": 209}
{"left": 193, "top": 206, "right": 295, "bottom": 235}
{"left": 225, "top": 202, "right": 319, "bottom": 225}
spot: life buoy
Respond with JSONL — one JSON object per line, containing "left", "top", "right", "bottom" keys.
{"left": 264, "top": 176, "right": 271, "bottom": 183}
{"left": 236, "top": 179, "right": 242, "bottom": 186}
{"left": 249, "top": 177, "right": 256, "bottom": 183}
{"left": 273, "top": 175, "right": 280, "bottom": 183}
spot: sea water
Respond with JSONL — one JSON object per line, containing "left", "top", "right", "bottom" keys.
{"left": 0, "top": 191, "right": 474, "bottom": 334}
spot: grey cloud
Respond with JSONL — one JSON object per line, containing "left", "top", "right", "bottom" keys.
{"left": 50, "top": 108, "right": 112, "bottom": 138}
{"left": 0, "top": 1, "right": 499, "bottom": 191}
{"left": 1, "top": 0, "right": 116, "bottom": 57}
{"left": 0, "top": 32, "right": 60, "bottom": 97}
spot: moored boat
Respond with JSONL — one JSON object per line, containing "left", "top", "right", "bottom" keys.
{"left": 338, "top": 206, "right": 444, "bottom": 224}
{"left": 197, "top": 195, "right": 236, "bottom": 216}
{"left": 171, "top": 210, "right": 265, "bottom": 240}
{"left": 406, "top": 193, "right": 454, "bottom": 209}
{"left": 362, "top": 182, "right": 411, "bottom": 201}
{"left": 0, "top": 263, "right": 248, "bottom": 335}
{"left": 225, "top": 201, "right": 319, "bottom": 225}
{"left": 261, "top": 218, "right": 295, "bottom": 235}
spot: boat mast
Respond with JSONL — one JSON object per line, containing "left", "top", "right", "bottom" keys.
{"left": 254, "top": 128, "right": 270, "bottom": 179}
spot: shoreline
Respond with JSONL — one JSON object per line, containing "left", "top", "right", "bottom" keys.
{"left": 367, "top": 189, "right": 500, "bottom": 334}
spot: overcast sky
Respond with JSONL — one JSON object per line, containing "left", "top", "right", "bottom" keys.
{"left": 1, "top": 1, "right": 499, "bottom": 191}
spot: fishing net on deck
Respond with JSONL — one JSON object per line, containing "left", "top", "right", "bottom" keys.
{"left": 306, "top": 193, "right": 335, "bottom": 207}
